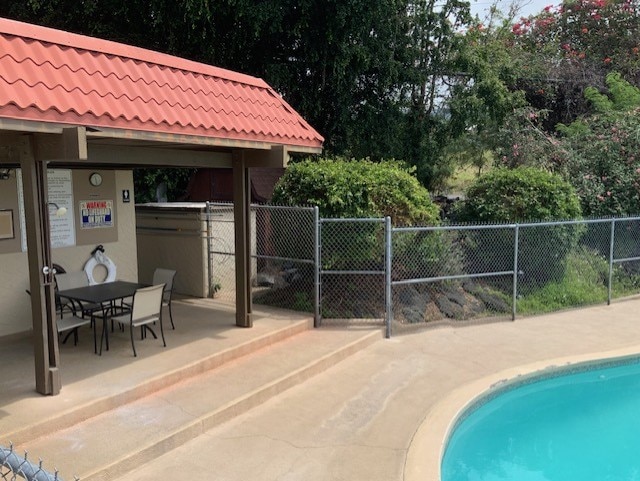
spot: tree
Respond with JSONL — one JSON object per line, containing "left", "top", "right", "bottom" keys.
{"left": 456, "top": 167, "right": 583, "bottom": 286}
{"left": 508, "top": 0, "right": 640, "bottom": 128}
{"left": 272, "top": 157, "right": 439, "bottom": 223}
{"left": 2, "top": 0, "right": 501, "bottom": 192}
{"left": 556, "top": 74, "right": 640, "bottom": 217}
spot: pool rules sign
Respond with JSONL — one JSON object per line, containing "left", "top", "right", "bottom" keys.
{"left": 80, "top": 200, "right": 113, "bottom": 229}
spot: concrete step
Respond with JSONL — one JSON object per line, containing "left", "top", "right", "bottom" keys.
{"left": 15, "top": 327, "right": 383, "bottom": 481}
{"left": 5, "top": 316, "right": 312, "bottom": 447}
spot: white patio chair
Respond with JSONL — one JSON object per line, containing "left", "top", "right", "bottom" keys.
{"left": 152, "top": 268, "right": 177, "bottom": 330}
{"left": 109, "top": 284, "right": 166, "bottom": 357}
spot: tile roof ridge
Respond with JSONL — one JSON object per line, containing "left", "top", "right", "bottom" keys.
{"left": 0, "top": 16, "right": 269, "bottom": 90}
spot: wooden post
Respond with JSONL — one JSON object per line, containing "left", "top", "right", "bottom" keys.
{"left": 233, "top": 150, "right": 253, "bottom": 327}
{"left": 19, "top": 136, "right": 61, "bottom": 395}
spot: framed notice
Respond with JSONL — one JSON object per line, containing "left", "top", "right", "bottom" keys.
{"left": 0, "top": 209, "right": 14, "bottom": 240}
{"left": 80, "top": 200, "right": 114, "bottom": 229}
{"left": 48, "top": 169, "right": 76, "bottom": 248}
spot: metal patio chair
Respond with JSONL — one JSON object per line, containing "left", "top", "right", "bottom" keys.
{"left": 109, "top": 284, "right": 166, "bottom": 357}
{"left": 55, "top": 271, "right": 101, "bottom": 318}
{"left": 152, "top": 268, "right": 177, "bottom": 329}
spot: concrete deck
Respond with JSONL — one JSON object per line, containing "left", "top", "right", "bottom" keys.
{"left": 0, "top": 297, "right": 383, "bottom": 480}
{"left": 116, "top": 298, "right": 640, "bottom": 481}
{"left": 0, "top": 298, "right": 315, "bottom": 444}
{"left": 3, "top": 298, "right": 640, "bottom": 480}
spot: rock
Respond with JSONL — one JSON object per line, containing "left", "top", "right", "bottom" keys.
{"left": 256, "top": 273, "right": 275, "bottom": 287}
{"left": 443, "top": 287, "right": 466, "bottom": 307}
{"left": 435, "top": 294, "right": 465, "bottom": 319}
{"left": 397, "top": 285, "right": 431, "bottom": 305}
{"left": 475, "top": 290, "right": 510, "bottom": 313}
{"left": 402, "top": 306, "right": 425, "bottom": 324}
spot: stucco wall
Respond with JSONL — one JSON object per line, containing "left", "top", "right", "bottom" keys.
{"left": 0, "top": 169, "right": 137, "bottom": 337}
{"left": 135, "top": 204, "right": 256, "bottom": 300}
{"left": 136, "top": 206, "right": 208, "bottom": 298}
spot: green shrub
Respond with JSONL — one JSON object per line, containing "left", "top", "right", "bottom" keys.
{"left": 455, "top": 167, "right": 583, "bottom": 286}
{"left": 272, "top": 158, "right": 439, "bottom": 224}
{"left": 456, "top": 167, "right": 582, "bottom": 222}
{"left": 272, "top": 158, "right": 441, "bottom": 272}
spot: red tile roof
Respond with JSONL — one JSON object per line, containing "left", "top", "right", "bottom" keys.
{"left": 0, "top": 17, "right": 324, "bottom": 150}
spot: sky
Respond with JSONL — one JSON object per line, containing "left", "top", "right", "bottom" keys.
{"left": 470, "top": 0, "right": 557, "bottom": 19}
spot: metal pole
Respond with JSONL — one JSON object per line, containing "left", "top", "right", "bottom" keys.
{"left": 206, "top": 202, "right": 213, "bottom": 297}
{"left": 512, "top": 224, "right": 519, "bottom": 321}
{"left": 314, "top": 207, "right": 321, "bottom": 328}
{"left": 385, "top": 216, "right": 392, "bottom": 338}
{"left": 608, "top": 219, "right": 616, "bottom": 305}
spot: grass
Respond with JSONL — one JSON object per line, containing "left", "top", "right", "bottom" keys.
{"left": 517, "top": 247, "right": 608, "bottom": 314}
{"left": 443, "top": 163, "right": 490, "bottom": 195}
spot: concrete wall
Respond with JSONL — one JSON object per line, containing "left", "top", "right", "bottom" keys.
{"left": 135, "top": 203, "right": 256, "bottom": 301}
{"left": 136, "top": 205, "right": 208, "bottom": 298}
{"left": 0, "top": 169, "right": 137, "bottom": 337}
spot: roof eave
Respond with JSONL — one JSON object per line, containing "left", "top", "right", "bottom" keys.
{"left": 0, "top": 117, "right": 323, "bottom": 155}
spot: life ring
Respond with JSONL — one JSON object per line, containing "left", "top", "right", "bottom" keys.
{"left": 84, "top": 249, "right": 117, "bottom": 285}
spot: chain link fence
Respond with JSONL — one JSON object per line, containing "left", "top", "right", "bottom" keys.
{"left": 390, "top": 217, "right": 640, "bottom": 334}
{"left": 251, "top": 205, "right": 317, "bottom": 317}
{"left": 391, "top": 224, "right": 516, "bottom": 331}
{"left": 319, "top": 218, "right": 388, "bottom": 326}
{"left": 0, "top": 444, "right": 67, "bottom": 481}
{"left": 204, "top": 205, "right": 640, "bottom": 336}
{"left": 204, "top": 203, "right": 237, "bottom": 304}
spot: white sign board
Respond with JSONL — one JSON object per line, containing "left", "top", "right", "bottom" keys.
{"left": 47, "top": 169, "right": 76, "bottom": 248}
{"left": 16, "top": 169, "right": 76, "bottom": 251}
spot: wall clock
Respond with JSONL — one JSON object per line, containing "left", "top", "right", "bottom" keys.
{"left": 89, "top": 172, "right": 103, "bottom": 186}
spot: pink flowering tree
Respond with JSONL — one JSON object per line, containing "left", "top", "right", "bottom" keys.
{"left": 557, "top": 74, "right": 640, "bottom": 216}
{"left": 509, "top": 0, "right": 640, "bottom": 128}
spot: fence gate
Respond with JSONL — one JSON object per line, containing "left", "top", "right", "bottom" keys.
{"left": 319, "top": 217, "right": 391, "bottom": 330}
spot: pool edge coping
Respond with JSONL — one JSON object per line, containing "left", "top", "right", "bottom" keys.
{"left": 403, "top": 344, "right": 640, "bottom": 481}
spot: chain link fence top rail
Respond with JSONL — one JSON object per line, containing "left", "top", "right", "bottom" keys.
{"left": 0, "top": 444, "right": 69, "bottom": 481}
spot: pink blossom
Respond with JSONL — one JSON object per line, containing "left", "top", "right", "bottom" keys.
{"left": 597, "top": 195, "right": 605, "bottom": 201}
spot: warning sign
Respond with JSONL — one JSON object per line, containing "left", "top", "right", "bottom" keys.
{"left": 80, "top": 200, "right": 113, "bottom": 229}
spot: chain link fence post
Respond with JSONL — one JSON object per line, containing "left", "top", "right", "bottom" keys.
{"left": 512, "top": 224, "right": 519, "bottom": 321}
{"left": 608, "top": 218, "right": 616, "bottom": 305}
{"left": 314, "top": 206, "right": 321, "bottom": 328}
{"left": 385, "top": 216, "right": 392, "bottom": 338}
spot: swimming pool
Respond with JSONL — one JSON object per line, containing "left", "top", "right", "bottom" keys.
{"left": 441, "top": 356, "right": 640, "bottom": 481}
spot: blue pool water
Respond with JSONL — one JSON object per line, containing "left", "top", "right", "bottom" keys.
{"left": 441, "top": 358, "right": 640, "bottom": 481}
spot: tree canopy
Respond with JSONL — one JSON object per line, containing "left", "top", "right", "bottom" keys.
{"left": 2, "top": 0, "right": 639, "bottom": 209}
